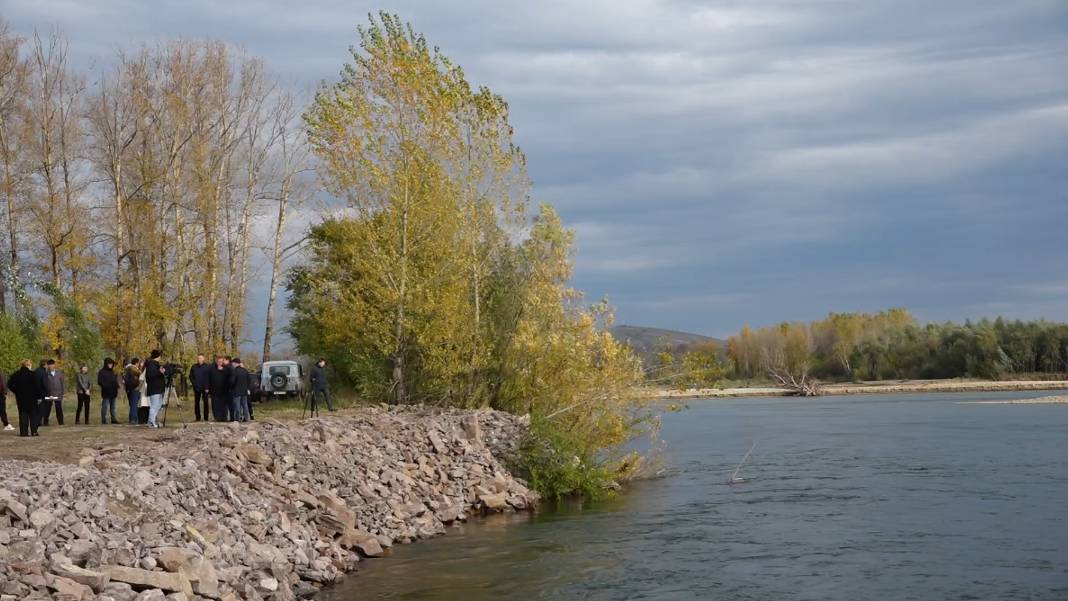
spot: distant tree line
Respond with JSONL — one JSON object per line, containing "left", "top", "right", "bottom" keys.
{"left": 651, "top": 341, "right": 728, "bottom": 389}
{"left": 726, "top": 309, "right": 1068, "bottom": 383}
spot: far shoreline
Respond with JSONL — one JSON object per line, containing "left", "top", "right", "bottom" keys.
{"left": 653, "top": 379, "right": 1068, "bottom": 400}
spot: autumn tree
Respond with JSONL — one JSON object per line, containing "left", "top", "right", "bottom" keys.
{"left": 295, "top": 14, "right": 652, "bottom": 497}
{"left": 0, "top": 21, "right": 29, "bottom": 313}
{"left": 304, "top": 13, "right": 522, "bottom": 403}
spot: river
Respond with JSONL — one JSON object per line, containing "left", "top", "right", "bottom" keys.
{"left": 321, "top": 391, "right": 1068, "bottom": 600}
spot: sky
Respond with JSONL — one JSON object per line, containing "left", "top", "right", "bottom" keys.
{"left": 4, "top": 0, "right": 1068, "bottom": 340}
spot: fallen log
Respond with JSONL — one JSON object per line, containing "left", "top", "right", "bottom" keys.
{"left": 769, "top": 369, "right": 823, "bottom": 396}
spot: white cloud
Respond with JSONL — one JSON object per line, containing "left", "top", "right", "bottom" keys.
{"left": 762, "top": 103, "right": 1068, "bottom": 187}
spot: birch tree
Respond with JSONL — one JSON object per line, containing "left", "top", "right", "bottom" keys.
{"left": 304, "top": 13, "right": 472, "bottom": 403}
{"left": 261, "top": 90, "right": 309, "bottom": 362}
{"left": 0, "top": 22, "right": 28, "bottom": 312}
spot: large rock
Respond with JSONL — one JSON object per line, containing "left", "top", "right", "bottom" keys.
{"left": 131, "top": 470, "right": 155, "bottom": 492}
{"left": 478, "top": 493, "right": 509, "bottom": 512}
{"left": 1, "top": 580, "right": 28, "bottom": 597}
{"left": 0, "top": 497, "right": 28, "bottom": 522}
{"left": 154, "top": 547, "right": 195, "bottom": 573}
{"left": 181, "top": 557, "right": 219, "bottom": 598}
{"left": 29, "top": 508, "right": 54, "bottom": 529}
{"left": 105, "top": 566, "right": 193, "bottom": 597}
{"left": 316, "top": 491, "right": 356, "bottom": 530}
{"left": 461, "top": 414, "right": 481, "bottom": 443}
{"left": 66, "top": 539, "right": 97, "bottom": 566}
{"left": 238, "top": 444, "right": 272, "bottom": 467}
{"left": 427, "top": 431, "right": 448, "bottom": 454}
{"left": 337, "top": 529, "right": 384, "bottom": 558}
{"left": 47, "top": 574, "right": 94, "bottom": 601}
{"left": 101, "top": 581, "right": 137, "bottom": 601}
{"left": 52, "top": 563, "right": 109, "bottom": 591}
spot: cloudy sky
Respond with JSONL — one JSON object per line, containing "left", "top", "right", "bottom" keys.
{"left": 5, "top": 0, "right": 1067, "bottom": 338}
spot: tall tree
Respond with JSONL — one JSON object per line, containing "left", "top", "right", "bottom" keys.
{"left": 261, "top": 90, "right": 309, "bottom": 362}
{"left": 305, "top": 13, "right": 499, "bottom": 403}
{"left": 0, "top": 21, "right": 28, "bottom": 312}
{"left": 25, "top": 30, "right": 87, "bottom": 294}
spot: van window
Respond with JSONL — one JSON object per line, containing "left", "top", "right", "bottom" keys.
{"left": 269, "top": 365, "right": 291, "bottom": 376}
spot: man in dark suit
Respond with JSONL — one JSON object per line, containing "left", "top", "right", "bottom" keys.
{"left": 209, "top": 356, "right": 231, "bottom": 422}
{"left": 188, "top": 354, "right": 212, "bottom": 422}
{"left": 8, "top": 360, "right": 40, "bottom": 436}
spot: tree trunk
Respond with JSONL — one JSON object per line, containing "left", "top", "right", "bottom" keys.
{"left": 392, "top": 185, "right": 409, "bottom": 405}
{"left": 262, "top": 178, "right": 290, "bottom": 363}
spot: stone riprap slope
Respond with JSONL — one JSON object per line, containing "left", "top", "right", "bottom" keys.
{"left": 0, "top": 406, "right": 537, "bottom": 601}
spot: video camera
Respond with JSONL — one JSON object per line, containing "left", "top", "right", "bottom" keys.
{"left": 164, "top": 363, "right": 186, "bottom": 396}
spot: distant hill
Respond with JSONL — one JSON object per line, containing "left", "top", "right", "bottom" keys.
{"left": 609, "top": 324, "right": 725, "bottom": 363}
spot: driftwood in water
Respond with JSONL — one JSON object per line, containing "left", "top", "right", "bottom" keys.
{"left": 769, "top": 368, "right": 822, "bottom": 396}
{"left": 727, "top": 440, "right": 758, "bottom": 485}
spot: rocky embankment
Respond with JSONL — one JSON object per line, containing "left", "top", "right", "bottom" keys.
{"left": 0, "top": 406, "right": 537, "bottom": 601}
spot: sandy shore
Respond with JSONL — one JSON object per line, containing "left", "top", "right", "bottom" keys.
{"left": 956, "top": 395, "right": 1068, "bottom": 405}
{"left": 655, "top": 379, "right": 1068, "bottom": 399}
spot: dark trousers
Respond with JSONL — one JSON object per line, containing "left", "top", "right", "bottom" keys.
{"left": 76, "top": 392, "right": 91, "bottom": 424}
{"left": 0, "top": 398, "right": 8, "bottom": 426}
{"left": 17, "top": 398, "right": 37, "bottom": 436}
{"left": 193, "top": 388, "right": 210, "bottom": 421}
{"left": 137, "top": 406, "right": 149, "bottom": 425}
{"left": 40, "top": 397, "right": 63, "bottom": 425}
{"left": 212, "top": 393, "right": 230, "bottom": 421}
{"left": 311, "top": 389, "right": 333, "bottom": 412}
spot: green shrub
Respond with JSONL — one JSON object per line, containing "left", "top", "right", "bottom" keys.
{"left": 513, "top": 415, "right": 618, "bottom": 501}
{"left": 0, "top": 312, "right": 32, "bottom": 373}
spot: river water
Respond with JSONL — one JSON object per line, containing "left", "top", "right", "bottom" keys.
{"left": 322, "top": 391, "right": 1068, "bottom": 600}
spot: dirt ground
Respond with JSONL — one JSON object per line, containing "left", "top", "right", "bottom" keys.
{"left": 0, "top": 422, "right": 189, "bottom": 464}
{"left": 0, "top": 393, "right": 352, "bottom": 464}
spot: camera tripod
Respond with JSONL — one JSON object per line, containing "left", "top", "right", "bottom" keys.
{"left": 301, "top": 390, "right": 320, "bottom": 419}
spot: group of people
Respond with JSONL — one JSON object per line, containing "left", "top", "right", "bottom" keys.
{"left": 187, "top": 354, "right": 255, "bottom": 423}
{"left": 0, "top": 351, "right": 171, "bottom": 437}
{"left": 0, "top": 351, "right": 321, "bottom": 438}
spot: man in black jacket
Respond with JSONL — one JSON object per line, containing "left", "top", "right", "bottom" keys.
{"left": 309, "top": 357, "right": 334, "bottom": 413}
{"left": 8, "top": 360, "right": 40, "bottom": 436}
{"left": 229, "top": 358, "right": 251, "bottom": 422}
{"left": 97, "top": 358, "right": 120, "bottom": 424}
{"left": 208, "top": 356, "right": 231, "bottom": 422}
{"left": 188, "top": 354, "right": 211, "bottom": 422}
